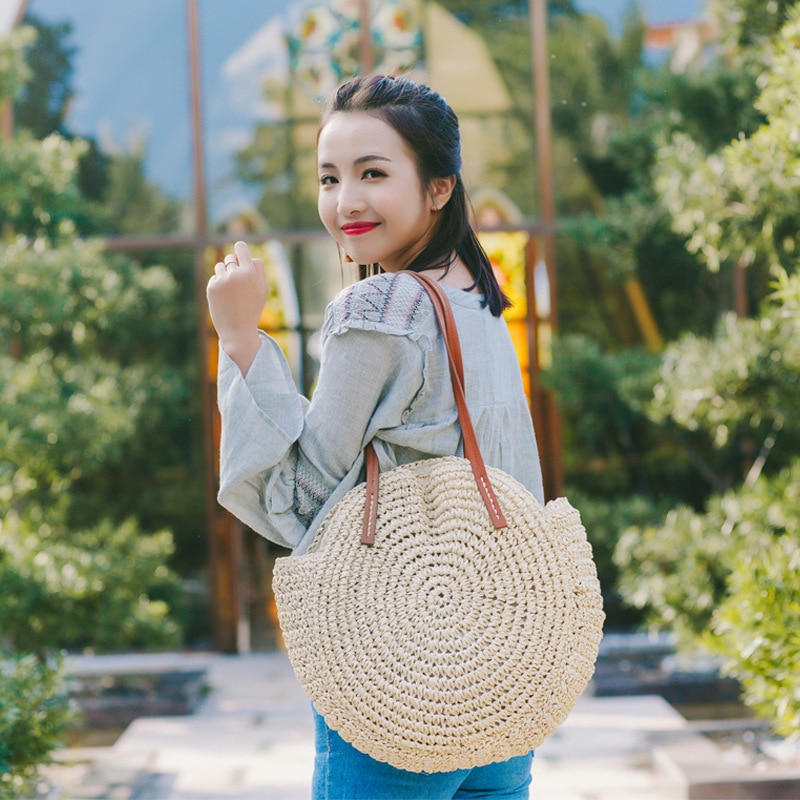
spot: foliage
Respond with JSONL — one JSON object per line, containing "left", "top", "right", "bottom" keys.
{"left": 0, "top": 236, "right": 190, "bottom": 642}
{"left": 650, "top": 299, "right": 800, "bottom": 460}
{"left": 540, "top": 333, "right": 707, "bottom": 499}
{"left": 708, "top": 0, "right": 799, "bottom": 57}
{"left": 565, "top": 60, "right": 764, "bottom": 333}
{"left": 616, "top": 273, "right": 800, "bottom": 728}
{"left": 542, "top": 335, "right": 657, "bottom": 470}
{"left": 648, "top": 1, "right": 800, "bottom": 468}
{"left": 4, "top": 19, "right": 206, "bottom": 577}
{"left": 11, "top": 14, "right": 74, "bottom": 138}
{"left": 0, "top": 130, "right": 90, "bottom": 240}
{"left": 615, "top": 458, "right": 800, "bottom": 736}
{"left": 656, "top": 9, "right": 800, "bottom": 292}
{"left": 0, "top": 513, "right": 185, "bottom": 654}
{"left": 712, "top": 529, "right": 800, "bottom": 738}
{"left": 617, "top": 267, "right": 800, "bottom": 576}
{"left": 434, "top": 0, "right": 531, "bottom": 28}
{"left": 0, "top": 653, "right": 73, "bottom": 800}
{"left": 13, "top": 15, "right": 111, "bottom": 209}
{"left": 617, "top": 460, "right": 799, "bottom": 631}
{"left": 1, "top": 26, "right": 189, "bottom": 656}
{"left": 440, "top": 0, "right": 713, "bottom": 351}
{"left": 0, "top": 23, "right": 191, "bottom": 785}
{"left": 548, "top": 10, "right": 644, "bottom": 179}
{"left": 616, "top": 500, "right": 740, "bottom": 639}
{"left": 442, "top": 0, "right": 646, "bottom": 217}
{"left": 563, "top": 7, "right": 800, "bottom": 739}
{"left": 236, "top": 118, "right": 321, "bottom": 230}
{"left": 539, "top": 334, "right": 704, "bottom": 627}
{"left": 0, "top": 237, "right": 182, "bottom": 511}
{"left": 0, "top": 25, "right": 33, "bottom": 104}
{"left": 99, "top": 147, "right": 183, "bottom": 234}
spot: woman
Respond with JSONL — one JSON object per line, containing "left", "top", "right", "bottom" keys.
{"left": 207, "top": 73, "right": 544, "bottom": 799}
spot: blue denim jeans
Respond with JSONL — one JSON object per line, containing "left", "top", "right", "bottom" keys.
{"left": 312, "top": 708, "right": 534, "bottom": 799}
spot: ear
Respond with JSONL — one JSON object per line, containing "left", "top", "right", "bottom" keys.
{"left": 430, "top": 175, "right": 456, "bottom": 211}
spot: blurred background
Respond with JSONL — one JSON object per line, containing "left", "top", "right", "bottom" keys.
{"left": 2, "top": 0, "right": 799, "bottom": 788}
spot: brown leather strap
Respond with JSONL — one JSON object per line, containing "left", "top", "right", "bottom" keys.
{"left": 361, "top": 272, "right": 508, "bottom": 545}
{"left": 361, "top": 441, "right": 379, "bottom": 545}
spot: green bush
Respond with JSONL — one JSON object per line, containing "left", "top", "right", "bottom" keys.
{"left": 614, "top": 502, "right": 739, "bottom": 639}
{"left": 616, "top": 459, "right": 800, "bottom": 732}
{"left": 711, "top": 533, "right": 800, "bottom": 738}
{"left": 0, "top": 511, "right": 186, "bottom": 654}
{"left": 539, "top": 334, "right": 689, "bottom": 500}
{"left": 0, "top": 653, "right": 73, "bottom": 800}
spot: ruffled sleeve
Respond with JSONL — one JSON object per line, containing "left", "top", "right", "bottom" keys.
{"left": 216, "top": 335, "right": 308, "bottom": 549}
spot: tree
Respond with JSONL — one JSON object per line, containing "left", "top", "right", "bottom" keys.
{"left": 9, "top": 12, "right": 207, "bottom": 579}
{"left": 100, "top": 145, "right": 183, "bottom": 234}
{"left": 12, "top": 13, "right": 73, "bottom": 137}
{"left": 0, "top": 653, "right": 73, "bottom": 800}
{"left": 615, "top": 5, "right": 800, "bottom": 735}
{"left": 0, "top": 26, "right": 187, "bottom": 655}
{"left": 13, "top": 13, "right": 110, "bottom": 206}
{"left": 536, "top": 4, "right": 775, "bottom": 507}
{"left": 708, "top": 0, "right": 798, "bottom": 55}
{"left": 656, "top": 2, "right": 800, "bottom": 306}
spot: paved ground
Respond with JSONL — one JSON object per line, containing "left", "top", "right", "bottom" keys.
{"left": 46, "top": 651, "right": 685, "bottom": 800}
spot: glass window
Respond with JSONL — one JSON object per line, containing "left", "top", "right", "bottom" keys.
{"left": 26, "top": 0, "right": 192, "bottom": 233}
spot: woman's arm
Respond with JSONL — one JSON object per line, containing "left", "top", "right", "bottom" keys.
{"left": 216, "top": 320, "right": 427, "bottom": 550}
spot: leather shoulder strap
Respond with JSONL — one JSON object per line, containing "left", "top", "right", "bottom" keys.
{"left": 361, "top": 272, "right": 507, "bottom": 545}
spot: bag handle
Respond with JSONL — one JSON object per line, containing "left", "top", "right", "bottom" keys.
{"left": 361, "top": 272, "right": 508, "bottom": 545}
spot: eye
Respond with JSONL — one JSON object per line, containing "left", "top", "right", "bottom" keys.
{"left": 362, "top": 168, "right": 386, "bottom": 179}
{"left": 319, "top": 174, "right": 338, "bottom": 186}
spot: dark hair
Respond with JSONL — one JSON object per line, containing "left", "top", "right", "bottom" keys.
{"left": 321, "top": 74, "right": 510, "bottom": 316}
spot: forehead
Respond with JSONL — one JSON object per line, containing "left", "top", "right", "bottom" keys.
{"left": 317, "top": 111, "right": 412, "bottom": 165}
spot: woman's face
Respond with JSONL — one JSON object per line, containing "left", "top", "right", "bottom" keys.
{"left": 317, "top": 112, "right": 448, "bottom": 272}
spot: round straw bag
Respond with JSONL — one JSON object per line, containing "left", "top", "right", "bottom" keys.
{"left": 273, "top": 273, "right": 604, "bottom": 773}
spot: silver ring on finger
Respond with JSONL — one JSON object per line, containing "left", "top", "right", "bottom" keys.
{"left": 224, "top": 254, "right": 237, "bottom": 268}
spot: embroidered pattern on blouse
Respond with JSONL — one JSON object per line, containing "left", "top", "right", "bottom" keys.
{"left": 327, "top": 274, "right": 429, "bottom": 334}
{"left": 294, "top": 462, "right": 329, "bottom": 528}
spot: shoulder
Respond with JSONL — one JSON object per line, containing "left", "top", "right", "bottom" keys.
{"left": 324, "top": 273, "right": 432, "bottom": 337}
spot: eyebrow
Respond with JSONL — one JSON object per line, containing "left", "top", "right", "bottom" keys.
{"left": 318, "top": 154, "right": 393, "bottom": 170}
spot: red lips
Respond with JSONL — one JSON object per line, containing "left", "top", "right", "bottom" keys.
{"left": 342, "top": 222, "right": 379, "bottom": 235}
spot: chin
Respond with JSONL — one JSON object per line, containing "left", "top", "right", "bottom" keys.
{"left": 346, "top": 251, "right": 380, "bottom": 266}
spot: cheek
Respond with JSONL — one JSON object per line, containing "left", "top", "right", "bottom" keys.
{"left": 318, "top": 193, "right": 335, "bottom": 231}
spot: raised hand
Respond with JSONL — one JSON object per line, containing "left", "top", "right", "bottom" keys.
{"left": 206, "top": 240, "right": 269, "bottom": 376}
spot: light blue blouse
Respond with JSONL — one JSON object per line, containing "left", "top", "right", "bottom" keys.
{"left": 216, "top": 272, "right": 544, "bottom": 555}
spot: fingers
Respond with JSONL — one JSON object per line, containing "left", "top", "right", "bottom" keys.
{"left": 233, "top": 240, "right": 268, "bottom": 295}
{"left": 234, "top": 240, "right": 253, "bottom": 269}
{"left": 209, "top": 243, "right": 245, "bottom": 281}
{"left": 211, "top": 255, "right": 236, "bottom": 280}
{"left": 208, "top": 242, "right": 268, "bottom": 293}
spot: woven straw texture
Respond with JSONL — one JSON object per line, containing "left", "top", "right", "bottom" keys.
{"left": 273, "top": 456, "right": 605, "bottom": 773}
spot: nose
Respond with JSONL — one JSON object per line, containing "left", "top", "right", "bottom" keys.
{"left": 337, "top": 178, "right": 365, "bottom": 217}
